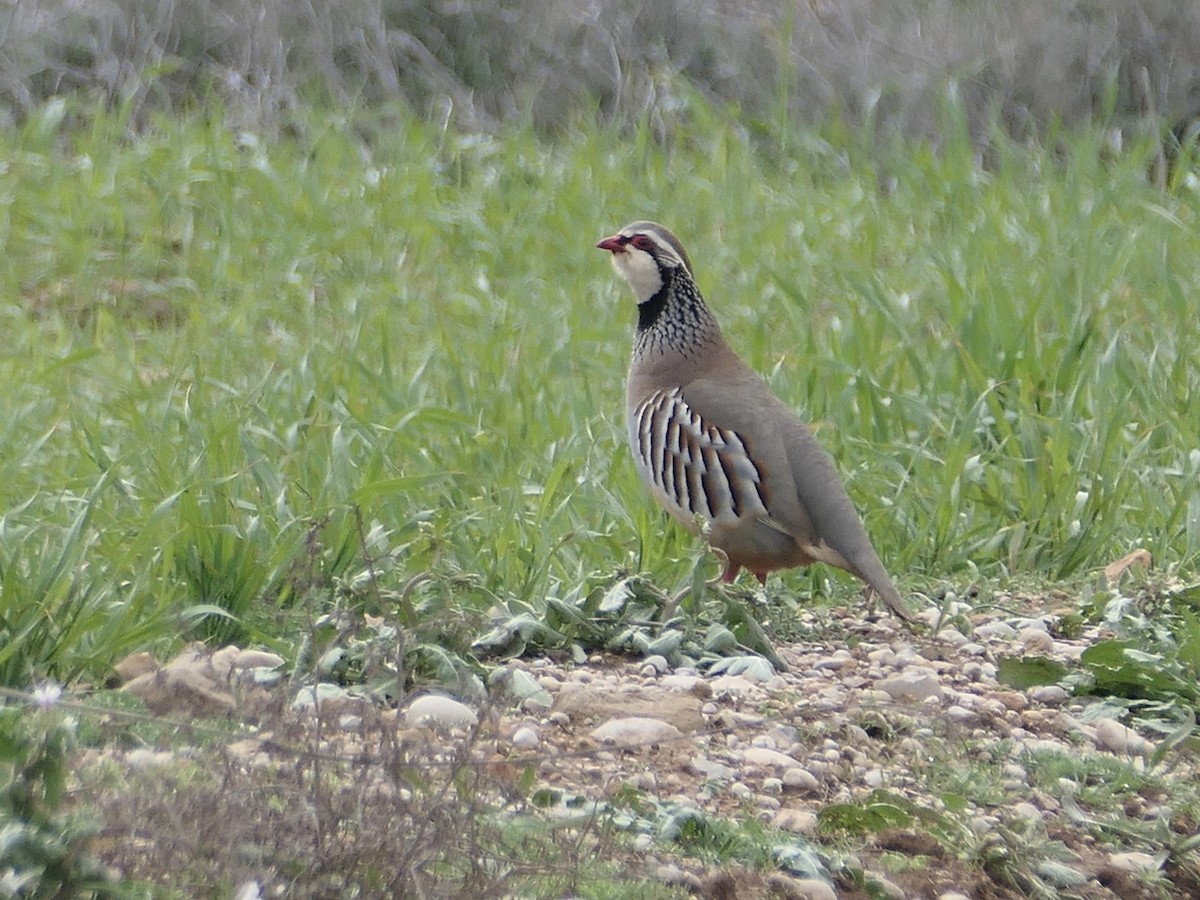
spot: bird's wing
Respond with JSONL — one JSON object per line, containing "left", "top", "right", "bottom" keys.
{"left": 680, "top": 372, "right": 879, "bottom": 570}
{"left": 628, "top": 384, "right": 774, "bottom": 529}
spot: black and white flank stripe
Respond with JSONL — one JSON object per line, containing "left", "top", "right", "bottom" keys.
{"left": 630, "top": 387, "right": 769, "bottom": 527}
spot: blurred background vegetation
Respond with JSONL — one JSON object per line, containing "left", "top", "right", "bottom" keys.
{"left": 1, "top": 0, "right": 1198, "bottom": 142}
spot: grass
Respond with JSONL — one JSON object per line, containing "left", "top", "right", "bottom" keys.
{"left": 0, "top": 93, "right": 1199, "bottom": 893}
{"left": 0, "top": 97, "right": 1198, "bottom": 687}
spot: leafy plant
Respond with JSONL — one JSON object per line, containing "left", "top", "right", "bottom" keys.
{"left": 0, "top": 704, "right": 115, "bottom": 896}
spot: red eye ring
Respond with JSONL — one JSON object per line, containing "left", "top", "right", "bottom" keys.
{"left": 631, "top": 235, "right": 655, "bottom": 252}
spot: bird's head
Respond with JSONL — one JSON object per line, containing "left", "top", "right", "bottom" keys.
{"left": 596, "top": 221, "right": 694, "bottom": 304}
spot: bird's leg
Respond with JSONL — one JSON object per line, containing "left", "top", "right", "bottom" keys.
{"left": 721, "top": 559, "right": 742, "bottom": 583}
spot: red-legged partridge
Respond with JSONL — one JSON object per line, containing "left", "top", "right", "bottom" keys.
{"left": 597, "top": 221, "right": 910, "bottom": 621}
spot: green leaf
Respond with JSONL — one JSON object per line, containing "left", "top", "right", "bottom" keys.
{"left": 997, "top": 655, "right": 1069, "bottom": 689}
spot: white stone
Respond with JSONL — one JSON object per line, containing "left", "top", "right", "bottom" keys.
{"left": 777, "top": 770, "right": 813, "bottom": 792}
{"left": 973, "top": 621, "right": 1017, "bottom": 640}
{"left": 1107, "top": 851, "right": 1159, "bottom": 873}
{"left": 511, "top": 726, "right": 540, "bottom": 749}
{"left": 691, "top": 756, "right": 737, "bottom": 780}
{"left": 938, "top": 628, "right": 969, "bottom": 647}
{"left": 742, "top": 747, "right": 799, "bottom": 770}
{"left": 403, "top": 694, "right": 478, "bottom": 729}
{"left": 589, "top": 716, "right": 681, "bottom": 746}
{"left": 1092, "top": 718, "right": 1153, "bottom": 757}
{"left": 944, "top": 705, "right": 975, "bottom": 724}
{"left": 877, "top": 669, "right": 943, "bottom": 702}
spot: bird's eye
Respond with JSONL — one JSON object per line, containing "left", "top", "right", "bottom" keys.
{"left": 631, "top": 235, "right": 656, "bottom": 252}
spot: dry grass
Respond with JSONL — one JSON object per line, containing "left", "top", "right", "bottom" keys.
{"left": 0, "top": 0, "right": 1198, "bottom": 140}
{"left": 85, "top": 697, "right": 627, "bottom": 897}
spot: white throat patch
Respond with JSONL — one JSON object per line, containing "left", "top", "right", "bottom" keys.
{"left": 611, "top": 247, "right": 664, "bottom": 304}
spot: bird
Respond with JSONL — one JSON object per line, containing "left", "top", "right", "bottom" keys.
{"left": 596, "top": 220, "right": 911, "bottom": 621}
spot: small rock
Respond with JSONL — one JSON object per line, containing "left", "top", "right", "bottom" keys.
{"left": 1107, "top": 851, "right": 1159, "bottom": 873}
{"left": 1028, "top": 685, "right": 1069, "bottom": 704}
{"left": 660, "top": 674, "right": 711, "bottom": 696}
{"left": 631, "top": 771, "right": 657, "bottom": 791}
{"left": 511, "top": 726, "right": 539, "bottom": 749}
{"left": 761, "top": 777, "right": 784, "bottom": 795}
{"left": 815, "top": 652, "right": 854, "bottom": 671}
{"left": 590, "top": 716, "right": 681, "bottom": 747}
{"left": 944, "top": 705, "right": 975, "bottom": 724}
{"left": 877, "top": 669, "right": 943, "bottom": 702}
{"left": 730, "top": 781, "right": 754, "bottom": 800}
{"left": 782, "top": 768, "right": 821, "bottom": 792}
{"left": 691, "top": 756, "right": 737, "bottom": 780}
{"left": 403, "top": 694, "right": 478, "bottom": 729}
{"left": 993, "top": 691, "right": 1028, "bottom": 711}
{"left": 654, "top": 863, "right": 698, "bottom": 889}
{"left": 536, "top": 675, "right": 562, "bottom": 692}
{"left": 867, "top": 648, "right": 897, "bottom": 667}
{"left": 862, "top": 768, "right": 884, "bottom": 788}
{"left": 1010, "top": 801, "right": 1042, "bottom": 822}
{"left": 1017, "top": 627, "right": 1054, "bottom": 652}
{"left": 938, "top": 628, "right": 969, "bottom": 647}
{"left": 769, "top": 877, "right": 836, "bottom": 900}
{"left": 772, "top": 807, "right": 819, "bottom": 835}
{"left": 743, "top": 747, "right": 799, "bottom": 769}
{"left": 642, "top": 654, "right": 670, "bottom": 673}
{"left": 1092, "top": 718, "right": 1153, "bottom": 757}
{"left": 709, "top": 674, "right": 763, "bottom": 695}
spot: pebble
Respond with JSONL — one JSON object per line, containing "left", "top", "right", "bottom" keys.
{"left": 743, "top": 747, "right": 800, "bottom": 769}
{"left": 944, "top": 705, "right": 975, "bottom": 724}
{"left": 973, "top": 621, "right": 1017, "bottom": 640}
{"left": 402, "top": 694, "right": 477, "bottom": 729}
{"left": 1092, "top": 718, "right": 1153, "bottom": 757}
{"left": 772, "top": 807, "right": 818, "bottom": 834}
{"left": 642, "top": 654, "right": 670, "bottom": 674}
{"left": 783, "top": 768, "right": 821, "bottom": 792}
{"left": 877, "top": 669, "right": 944, "bottom": 702}
{"left": 511, "top": 726, "right": 539, "bottom": 749}
{"left": 1017, "top": 627, "right": 1054, "bottom": 652}
{"left": 815, "top": 651, "right": 854, "bottom": 670}
{"left": 1028, "top": 685, "right": 1069, "bottom": 704}
{"left": 1010, "top": 801, "right": 1042, "bottom": 821}
{"left": 1107, "top": 851, "right": 1159, "bottom": 872}
{"left": 778, "top": 878, "right": 836, "bottom": 900}
{"left": 938, "top": 627, "right": 970, "bottom": 647}
{"left": 590, "top": 717, "right": 681, "bottom": 747}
